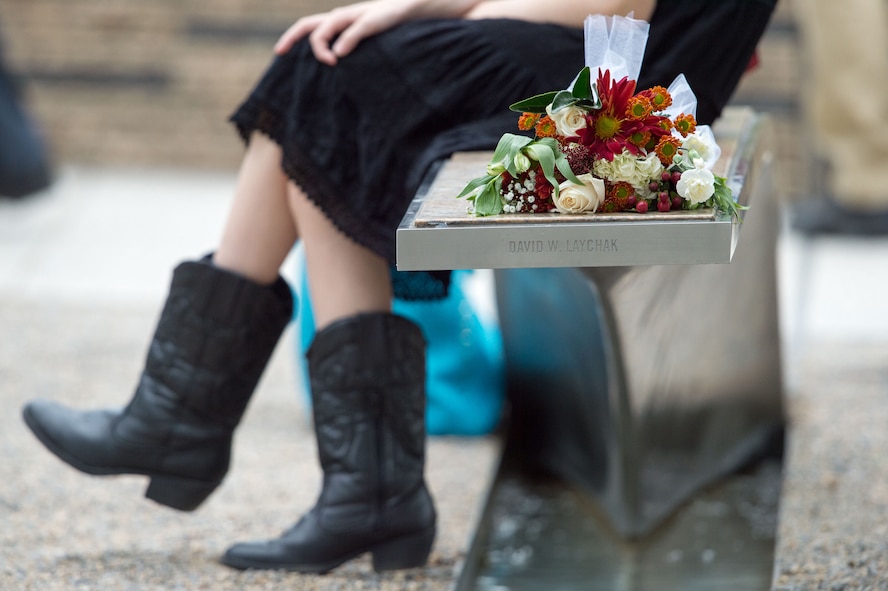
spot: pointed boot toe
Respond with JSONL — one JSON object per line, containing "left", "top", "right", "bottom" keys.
{"left": 22, "top": 398, "right": 224, "bottom": 511}
{"left": 220, "top": 514, "right": 346, "bottom": 573}
{"left": 23, "top": 399, "right": 122, "bottom": 475}
{"left": 21, "top": 258, "right": 295, "bottom": 512}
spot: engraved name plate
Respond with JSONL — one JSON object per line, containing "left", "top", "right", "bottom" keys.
{"left": 396, "top": 108, "right": 762, "bottom": 271}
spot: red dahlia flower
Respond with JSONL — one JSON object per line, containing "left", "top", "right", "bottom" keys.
{"left": 577, "top": 69, "right": 668, "bottom": 161}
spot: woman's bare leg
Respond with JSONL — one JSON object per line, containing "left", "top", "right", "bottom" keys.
{"left": 214, "top": 132, "right": 299, "bottom": 284}
{"left": 288, "top": 183, "right": 392, "bottom": 330}
{"left": 221, "top": 175, "right": 435, "bottom": 576}
{"left": 20, "top": 137, "right": 299, "bottom": 515}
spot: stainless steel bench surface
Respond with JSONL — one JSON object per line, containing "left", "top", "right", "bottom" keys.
{"left": 397, "top": 106, "right": 784, "bottom": 538}
{"left": 397, "top": 107, "right": 764, "bottom": 271}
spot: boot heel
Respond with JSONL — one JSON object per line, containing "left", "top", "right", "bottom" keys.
{"left": 371, "top": 527, "right": 436, "bottom": 572}
{"left": 145, "top": 475, "right": 218, "bottom": 512}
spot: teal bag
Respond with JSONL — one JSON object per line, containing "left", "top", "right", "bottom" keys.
{"left": 293, "top": 251, "right": 505, "bottom": 436}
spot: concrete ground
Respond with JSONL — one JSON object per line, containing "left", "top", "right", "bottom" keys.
{"left": 775, "top": 229, "right": 888, "bottom": 590}
{"left": 3, "top": 165, "right": 888, "bottom": 589}
{"left": 0, "top": 167, "right": 500, "bottom": 591}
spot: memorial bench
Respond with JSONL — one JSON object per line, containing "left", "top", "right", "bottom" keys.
{"left": 397, "top": 106, "right": 784, "bottom": 539}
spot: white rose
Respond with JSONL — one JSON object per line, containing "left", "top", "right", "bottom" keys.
{"left": 546, "top": 104, "right": 588, "bottom": 137}
{"left": 676, "top": 166, "right": 716, "bottom": 204}
{"left": 681, "top": 126, "right": 721, "bottom": 169}
{"left": 555, "top": 173, "right": 605, "bottom": 214}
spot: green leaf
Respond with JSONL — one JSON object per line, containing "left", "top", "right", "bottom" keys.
{"left": 588, "top": 82, "right": 601, "bottom": 109}
{"left": 531, "top": 137, "right": 579, "bottom": 185}
{"left": 570, "top": 67, "right": 591, "bottom": 100}
{"left": 490, "top": 134, "right": 532, "bottom": 177}
{"left": 492, "top": 133, "right": 532, "bottom": 164}
{"left": 456, "top": 174, "right": 495, "bottom": 199}
{"left": 711, "top": 176, "right": 748, "bottom": 222}
{"left": 524, "top": 142, "right": 559, "bottom": 196}
{"left": 555, "top": 151, "right": 581, "bottom": 185}
{"left": 568, "top": 67, "right": 600, "bottom": 109}
{"left": 535, "top": 137, "right": 561, "bottom": 150}
{"left": 509, "top": 91, "right": 559, "bottom": 113}
{"left": 473, "top": 178, "right": 504, "bottom": 216}
{"left": 550, "top": 90, "right": 578, "bottom": 113}
{"left": 575, "top": 97, "right": 600, "bottom": 111}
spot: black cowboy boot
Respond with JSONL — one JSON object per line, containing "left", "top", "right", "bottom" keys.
{"left": 221, "top": 312, "right": 436, "bottom": 573}
{"left": 22, "top": 257, "right": 293, "bottom": 511}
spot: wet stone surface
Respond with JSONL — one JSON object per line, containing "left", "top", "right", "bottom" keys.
{"left": 465, "top": 460, "right": 781, "bottom": 591}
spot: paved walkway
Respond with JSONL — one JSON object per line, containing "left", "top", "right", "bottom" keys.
{"left": 0, "top": 167, "right": 500, "bottom": 590}
{"left": 2, "top": 166, "right": 888, "bottom": 589}
{"left": 774, "top": 229, "right": 888, "bottom": 589}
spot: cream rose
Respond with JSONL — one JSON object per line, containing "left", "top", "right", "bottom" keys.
{"left": 555, "top": 174, "right": 605, "bottom": 214}
{"left": 546, "top": 104, "right": 588, "bottom": 137}
{"left": 676, "top": 165, "right": 716, "bottom": 205}
{"left": 681, "top": 126, "right": 721, "bottom": 169}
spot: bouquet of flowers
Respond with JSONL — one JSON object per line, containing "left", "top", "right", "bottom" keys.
{"left": 457, "top": 15, "right": 743, "bottom": 221}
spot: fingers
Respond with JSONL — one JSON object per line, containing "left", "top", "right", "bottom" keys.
{"left": 274, "top": 16, "right": 324, "bottom": 55}
{"left": 308, "top": 13, "right": 354, "bottom": 66}
{"left": 274, "top": 8, "right": 360, "bottom": 65}
{"left": 273, "top": 1, "right": 404, "bottom": 66}
{"left": 328, "top": 13, "right": 388, "bottom": 59}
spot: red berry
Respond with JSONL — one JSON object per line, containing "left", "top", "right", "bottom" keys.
{"left": 671, "top": 195, "right": 683, "bottom": 209}
{"left": 648, "top": 181, "right": 660, "bottom": 192}
{"left": 658, "top": 191, "right": 669, "bottom": 203}
{"left": 661, "top": 171, "right": 672, "bottom": 182}
{"left": 627, "top": 195, "right": 637, "bottom": 207}
{"left": 635, "top": 200, "right": 649, "bottom": 213}
{"left": 672, "top": 171, "right": 682, "bottom": 184}
{"left": 657, "top": 200, "right": 671, "bottom": 212}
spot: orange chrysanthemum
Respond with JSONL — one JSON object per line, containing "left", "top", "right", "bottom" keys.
{"left": 608, "top": 181, "right": 635, "bottom": 207}
{"left": 629, "top": 130, "right": 652, "bottom": 148}
{"left": 610, "top": 181, "right": 634, "bottom": 199}
{"left": 535, "top": 115, "right": 557, "bottom": 138}
{"left": 518, "top": 112, "right": 540, "bottom": 131}
{"left": 601, "top": 196, "right": 623, "bottom": 213}
{"left": 674, "top": 113, "right": 697, "bottom": 137}
{"left": 658, "top": 118, "right": 674, "bottom": 133}
{"left": 643, "top": 86, "right": 672, "bottom": 111}
{"left": 654, "top": 136, "right": 681, "bottom": 165}
{"left": 626, "top": 95, "right": 653, "bottom": 119}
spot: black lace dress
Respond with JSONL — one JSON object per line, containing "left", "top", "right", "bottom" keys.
{"left": 230, "top": 1, "right": 775, "bottom": 299}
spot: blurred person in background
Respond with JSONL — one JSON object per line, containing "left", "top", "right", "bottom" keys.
{"left": 792, "top": 0, "right": 888, "bottom": 234}
{"left": 0, "top": 32, "right": 52, "bottom": 198}
{"left": 21, "top": 0, "right": 774, "bottom": 576}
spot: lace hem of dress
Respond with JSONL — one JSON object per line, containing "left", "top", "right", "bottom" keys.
{"left": 229, "top": 100, "right": 451, "bottom": 300}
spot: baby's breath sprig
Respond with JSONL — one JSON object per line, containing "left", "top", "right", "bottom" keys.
{"left": 457, "top": 133, "right": 580, "bottom": 216}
